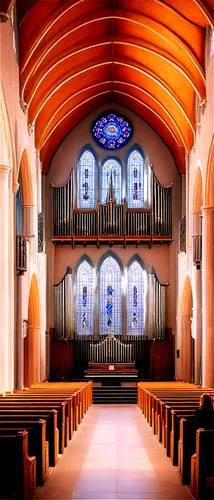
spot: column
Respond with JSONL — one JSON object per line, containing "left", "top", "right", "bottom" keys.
{"left": 0, "top": 165, "right": 11, "bottom": 394}
{"left": 181, "top": 314, "right": 191, "bottom": 382}
{"left": 192, "top": 266, "right": 202, "bottom": 385}
{"left": 202, "top": 206, "right": 214, "bottom": 388}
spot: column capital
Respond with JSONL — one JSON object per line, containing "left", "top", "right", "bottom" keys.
{"left": 0, "top": 12, "right": 9, "bottom": 22}
{"left": 12, "top": 181, "right": 19, "bottom": 194}
{"left": 0, "top": 165, "right": 12, "bottom": 175}
{"left": 201, "top": 205, "right": 214, "bottom": 213}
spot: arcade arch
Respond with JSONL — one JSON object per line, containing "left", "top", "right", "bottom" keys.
{"left": 24, "top": 274, "right": 41, "bottom": 387}
{"left": 181, "top": 275, "right": 193, "bottom": 383}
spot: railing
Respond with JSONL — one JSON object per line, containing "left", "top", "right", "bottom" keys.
{"left": 193, "top": 234, "right": 202, "bottom": 269}
{"left": 38, "top": 212, "right": 44, "bottom": 253}
{"left": 179, "top": 215, "right": 186, "bottom": 252}
{"left": 52, "top": 168, "right": 172, "bottom": 246}
{"left": 16, "top": 235, "right": 27, "bottom": 273}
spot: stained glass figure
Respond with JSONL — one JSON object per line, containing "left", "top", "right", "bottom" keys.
{"left": 76, "top": 260, "right": 94, "bottom": 335}
{"left": 78, "top": 149, "right": 96, "bottom": 208}
{"left": 99, "top": 255, "right": 122, "bottom": 335}
{"left": 92, "top": 111, "right": 132, "bottom": 149}
{"left": 100, "top": 158, "right": 122, "bottom": 204}
{"left": 127, "top": 149, "right": 144, "bottom": 208}
{"left": 127, "top": 260, "right": 146, "bottom": 335}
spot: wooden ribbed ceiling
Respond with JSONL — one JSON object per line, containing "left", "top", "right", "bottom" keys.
{"left": 13, "top": 0, "right": 214, "bottom": 173}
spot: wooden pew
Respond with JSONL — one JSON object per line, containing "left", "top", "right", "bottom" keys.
{"left": 0, "top": 409, "right": 58, "bottom": 466}
{"left": 178, "top": 417, "right": 196, "bottom": 484}
{"left": 0, "top": 400, "right": 65, "bottom": 454}
{"left": 0, "top": 419, "right": 48, "bottom": 485}
{"left": 0, "top": 430, "right": 36, "bottom": 499}
{"left": 169, "top": 409, "right": 196, "bottom": 464}
{"left": 191, "top": 429, "right": 214, "bottom": 500}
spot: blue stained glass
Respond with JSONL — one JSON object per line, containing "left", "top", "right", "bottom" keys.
{"left": 92, "top": 112, "right": 132, "bottom": 150}
{"left": 76, "top": 260, "right": 94, "bottom": 335}
{"left": 78, "top": 149, "right": 96, "bottom": 208}
{"left": 100, "top": 158, "right": 122, "bottom": 204}
{"left": 127, "top": 149, "right": 144, "bottom": 208}
{"left": 99, "top": 256, "right": 122, "bottom": 335}
{"left": 127, "top": 260, "right": 145, "bottom": 335}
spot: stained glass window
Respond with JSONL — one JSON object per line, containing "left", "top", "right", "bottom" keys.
{"left": 76, "top": 260, "right": 94, "bottom": 335}
{"left": 99, "top": 255, "right": 122, "bottom": 335}
{"left": 16, "top": 185, "right": 22, "bottom": 234}
{"left": 127, "top": 260, "right": 146, "bottom": 335}
{"left": 92, "top": 111, "right": 132, "bottom": 150}
{"left": 127, "top": 149, "right": 145, "bottom": 208}
{"left": 78, "top": 149, "right": 96, "bottom": 208}
{"left": 100, "top": 158, "right": 122, "bottom": 204}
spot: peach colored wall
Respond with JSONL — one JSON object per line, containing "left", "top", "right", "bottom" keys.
{"left": 46, "top": 104, "right": 181, "bottom": 332}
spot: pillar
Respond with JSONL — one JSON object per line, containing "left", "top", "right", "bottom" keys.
{"left": 181, "top": 314, "right": 191, "bottom": 382}
{"left": 192, "top": 266, "right": 202, "bottom": 385}
{"left": 202, "top": 206, "right": 214, "bottom": 388}
{"left": 0, "top": 165, "right": 11, "bottom": 394}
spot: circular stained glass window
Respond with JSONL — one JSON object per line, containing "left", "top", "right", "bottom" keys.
{"left": 92, "top": 111, "right": 133, "bottom": 149}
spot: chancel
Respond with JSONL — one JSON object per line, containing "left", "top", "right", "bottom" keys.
{"left": 0, "top": 1, "right": 214, "bottom": 499}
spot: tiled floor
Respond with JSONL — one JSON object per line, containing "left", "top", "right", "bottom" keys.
{"left": 36, "top": 405, "right": 193, "bottom": 500}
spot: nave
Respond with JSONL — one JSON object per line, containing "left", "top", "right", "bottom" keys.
{"left": 36, "top": 404, "right": 192, "bottom": 500}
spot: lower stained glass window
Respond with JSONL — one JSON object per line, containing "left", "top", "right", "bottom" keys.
{"left": 76, "top": 260, "right": 94, "bottom": 335}
{"left": 99, "top": 255, "right": 122, "bottom": 335}
{"left": 127, "top": 260, "right": 145, "bottom": 335}
{"left": 100, "top": 158, "right": 122, "bottom": 204}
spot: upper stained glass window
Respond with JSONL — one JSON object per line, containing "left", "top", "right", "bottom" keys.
{"left": 78, "top": 149, "right": 96, "bottom": 208}
{"left": 92, "top": 111, "right": 132, "bottom": 150}
{"left": 127, "top": 149, "right": 144, "bottom": 208}
{"left": 100, "top": 158, "right": 122, "bottom": 204}
{"left": 76, "top": 260, "right": 94, "bottom": 335}
{"left": 99, "top": 255, "right": 122, "bottom": 335}
{"left": 127, "top": 260, "right": 146, "bottom": 335}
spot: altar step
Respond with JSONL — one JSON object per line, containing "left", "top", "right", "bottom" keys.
{"left": 92, "top": 386, "right": 138, "bottom": 404}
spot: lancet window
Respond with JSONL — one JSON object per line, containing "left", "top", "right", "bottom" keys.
{"left": 99, "top": 255, "right": 122, "bottom": 335}
{"left": 100, "top": 158, "right": 122, "bottom": 204}
{"left": 78, "top": 148, "right": 96, "bottom": 208}
{"left": 76, "top": 259, "right": 94, "bottom": 335}
{"left": 127, "top": 259, "right": 146, "bottom": 335}
{"left": 127, "top": 148, "right": 145, "bottom": 208}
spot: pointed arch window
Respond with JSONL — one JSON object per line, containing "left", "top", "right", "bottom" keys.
{"left": 127, "top": 259, "right": 146, "bottom": 335}
{"left": 76, "top": 259, "right": 94, "bottom": 335}
{"left": 78, "top": 149, "right": 96, "bottom": 208}
{"left": 99, "top": 255, "right": 122, "bottom": 335}
{"left": 127, "top": 148, "right": 145, "bottom": 208}
{"left": 100, "top": 158, "right": 122, "bottom": 204}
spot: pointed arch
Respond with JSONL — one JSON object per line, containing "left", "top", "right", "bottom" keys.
{"left": 126, "top": 145, "right": 147, "bottom": 208}
{"left": 76, "top": 256, "right": 94, "bottom": 336}
{"left": 77, "top": 145, "right": 96, "bottom": 209}
{"left": 25, "top": 273, "right": 41, "bottom": 387}
{"left": 181, "top": 275, "right": 193, "bottom": 383}
{"left": 127, "top": 255, "right": 146, "bottom": 336}
{"left": 98, "top": 251, "right": 123, "bottom": 335}
{"left": 192, "top": 165, "right": 203, "bottom": 214}
{"left": 205, "top": 135, "right": 214, "bottom": 206}
{"left": 100, "top": 157, "right": 122, "bottom": 204}
{"left": 19, "top": 148, "right": 34, "bottom": 206}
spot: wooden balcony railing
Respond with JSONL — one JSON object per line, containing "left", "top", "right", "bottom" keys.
{"left": 16, "top": 235, "right": 27, "bottom": 273}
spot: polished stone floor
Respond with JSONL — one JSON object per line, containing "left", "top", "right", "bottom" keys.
{"left": 36, "top": 405, "right": 193, "bottom": 500}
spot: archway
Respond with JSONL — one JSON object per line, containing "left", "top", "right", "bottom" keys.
{"left": 24, "top": 274, "right": 41, "bottom": 387}
{"left": 202, "top": 135, "right": 214, "bottom": 387}
{"left": 181, "top": 276, "right": 193, "bottom": 382}
{"left": 192, "top": 166, "right": 203, "bottom": 385}
{"left": 19, "top": 148, "right": 35, "bottom": 237}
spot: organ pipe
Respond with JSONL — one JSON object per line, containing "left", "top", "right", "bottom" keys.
{"left": 147, "top": 267, "right": 168, "bottom": 339}
{"left": 54, "top": 267, "right": 73, "bottom": 339}
{"left": 89, "top": 336, "right": 133, "bottom": 363}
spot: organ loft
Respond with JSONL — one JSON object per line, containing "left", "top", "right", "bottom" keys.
{"left": 0, "top": 1, "right": 214, "bottom": 499}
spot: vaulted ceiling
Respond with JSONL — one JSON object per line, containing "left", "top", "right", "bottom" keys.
{"left": 5, "top": 0, "right": 214, "bottom": 172}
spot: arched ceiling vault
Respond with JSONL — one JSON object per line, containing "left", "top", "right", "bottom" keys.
{"left": 13, "top": 0, "right": 214, "bottom": 173}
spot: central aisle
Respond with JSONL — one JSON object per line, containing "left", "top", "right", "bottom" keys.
{"left": 37, "top": 405, "right": 193, "bottom": 500}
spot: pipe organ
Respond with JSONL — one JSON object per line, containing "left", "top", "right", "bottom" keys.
{"left": 147, "top": 267, "right": 168, "bottom": 339}
{"left": 51, "top": 167, "right": 172, "bottom": 245}
{"left": 54, "top": 267, "right": 73, "bottom": 339}
{"left": 89, "top": 335, "right": 133, "bottom": 363}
